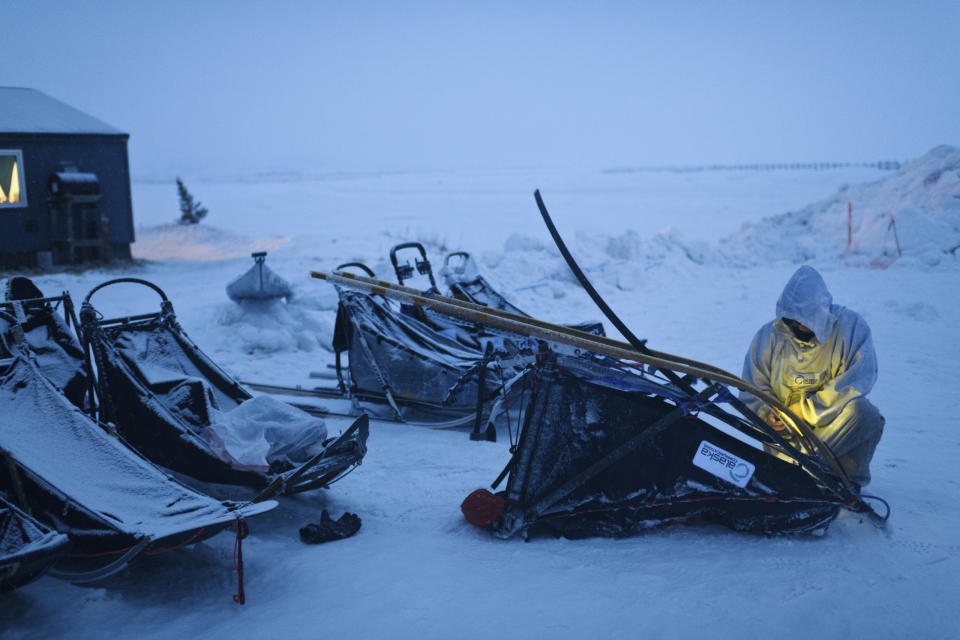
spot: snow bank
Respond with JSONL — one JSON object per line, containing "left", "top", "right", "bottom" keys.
{"left": 468, "top": 147, "right": 959, "bottom": 315}
{"left": 719, "top": 145, "right": 960, "bottom": 267}
{"left": 133, "top": 223, "right": 292, "bottom": 261}
{"left": 213, "top": 296, "right": 336, "bottom": 355}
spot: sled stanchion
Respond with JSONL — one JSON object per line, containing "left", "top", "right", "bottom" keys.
{"left": 470, "top": 342, "right": 496, "bottom": 442}
{"left": 336, "top": 292, "right": 406, "bottom": 422}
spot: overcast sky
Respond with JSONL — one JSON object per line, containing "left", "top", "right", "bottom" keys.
{"left": 6, "top": 1, "right": 959, "bottom": 179}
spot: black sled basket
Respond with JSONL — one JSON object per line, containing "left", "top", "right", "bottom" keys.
{"left": 79, "top": 278, "right": 368, "bottom": 496}
{"left": 0, "top": 312, "right": 274, "bottom": 584}
{"left": 332, "top": 284, "right": 536, "bottom": 431}
{"left": 483, "top": 353, "right": 847, "bottom": 539}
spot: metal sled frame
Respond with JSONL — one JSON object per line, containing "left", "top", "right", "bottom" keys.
{"left": 77, "top": 278, "right": 367, "bottom": 497}
{"left": 1, "top": 311, "right": 275, "bottom": 584}
{"left": 329, "top": 285, "right": 529, "bottom": 430}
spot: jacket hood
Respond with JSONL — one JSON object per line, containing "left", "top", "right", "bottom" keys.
{"left": 775, "top": 266, "right": 836, "bottom": 343}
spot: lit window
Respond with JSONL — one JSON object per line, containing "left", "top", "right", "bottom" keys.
{"left": 0, "top": 150, "right": 26, "bottom": 208}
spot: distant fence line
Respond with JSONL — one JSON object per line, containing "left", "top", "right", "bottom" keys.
{"left": 603, "top": 160, "right": 902, "bottom": 175}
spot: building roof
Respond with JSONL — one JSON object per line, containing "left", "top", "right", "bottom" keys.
{"left": 0, "top": 87, "right": 126, "bottom": 135}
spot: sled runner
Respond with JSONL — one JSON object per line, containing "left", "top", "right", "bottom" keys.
{"left": 0, "top": 312, "right": 275, "bottom": 583}
{"left": 77, "top": 278, "right": 368, "bottom": 496}
{"left": 0, "top": 494, "right": 69, "bottom": 591}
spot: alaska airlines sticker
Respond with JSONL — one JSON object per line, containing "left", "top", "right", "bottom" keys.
{"left": 692, "top": 440, "right": 756, "bottom": 488}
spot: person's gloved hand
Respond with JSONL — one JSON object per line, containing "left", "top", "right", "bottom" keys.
{"left": 766, "top": 407, "right": 798, "bottom": 441}
{"left": 787, "top": 401, "right": 805, "bottom": 424}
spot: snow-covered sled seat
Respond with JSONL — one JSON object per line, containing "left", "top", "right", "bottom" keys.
{"left": 0, "top": 312, "right": 275, "bottom": 584}
{"left": 71, "top": 278, "right": 368, "bottom": 497}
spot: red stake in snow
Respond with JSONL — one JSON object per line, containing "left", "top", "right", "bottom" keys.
{"left": 847, "top": 202, "right": 852, "bottom": 252}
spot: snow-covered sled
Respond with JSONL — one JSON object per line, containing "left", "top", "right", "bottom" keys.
{"left": 318, "top": 190, "right": 888, "bottom": 538}
{"left": 0, "top": 311, "right": 275, "bottom": 584}
{"left": 226, "top": 251, "right": 294, "bottom": 303}
{"left": 1, "top": 276, "right": 91, "bottom": 410}
{"left": 76, "top": 278, "right": 368, "bottom": 496}
{"left": 330, "top": 286, "right": 530, "bottom": 427}
{"left": 0, "top": 495, "right": 69, "bottom": 591}
{"left": 456, "top": 190, "right": 886, "bottom": 538}
{"left": 389, "top": 242, "right": 605, "bottom": 337}
{"left": 468, "top": 353, "right": 849, "bottom": 538}
{"left": 271, "top": 243, "right": 599, "bottom": 430}
{"left": 439, "top": 250, "right": 605, "bottom": 336}
{"left": 319, "top": 272, "right": 870, "bottom": 537}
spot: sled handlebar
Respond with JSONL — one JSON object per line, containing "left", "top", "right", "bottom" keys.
{"left": 83, "top": 278, "right": 170, "bottom": 306}
{"left": 390, "top": 242, "right": 436, "bottom": 288}
{"left": 335, "top": 262, "right": 376, "bottom": 278}
{"left": 444, "top": 251, "right": 470, "bottom": 265}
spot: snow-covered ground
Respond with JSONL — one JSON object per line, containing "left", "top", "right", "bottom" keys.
{"left": 2, "top": 147, "right": 959, "bottom": 639}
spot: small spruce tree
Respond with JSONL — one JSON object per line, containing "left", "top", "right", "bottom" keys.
{"left": 176, "top": 177, "right": 209, "bottom": 225}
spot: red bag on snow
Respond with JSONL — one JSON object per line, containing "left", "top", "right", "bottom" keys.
{"left": 461, "top": 488, "right": 505, "bottom": 527}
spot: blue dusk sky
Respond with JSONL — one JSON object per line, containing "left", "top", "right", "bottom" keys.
{"left": 5, "top": 1, "right": 958, "bottom": 178}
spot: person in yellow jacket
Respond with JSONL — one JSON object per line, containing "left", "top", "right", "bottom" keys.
{"left": 740, "top": 266, "right": 884, "bottom": 486}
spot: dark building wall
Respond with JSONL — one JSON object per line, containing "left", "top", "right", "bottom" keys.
{"left": 0, "top": 133, "right": 134, "bottom": 263}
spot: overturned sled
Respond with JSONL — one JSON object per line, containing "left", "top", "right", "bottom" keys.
{"left": 77, "top": 278, "right": 368, "bottom": 496}
{"left": 0, "top": 312, "right": 275, "bottom": 584}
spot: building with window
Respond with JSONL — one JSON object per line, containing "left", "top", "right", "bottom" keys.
{"left": 0, "top": 87, "right": 134, "bottom": 268}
